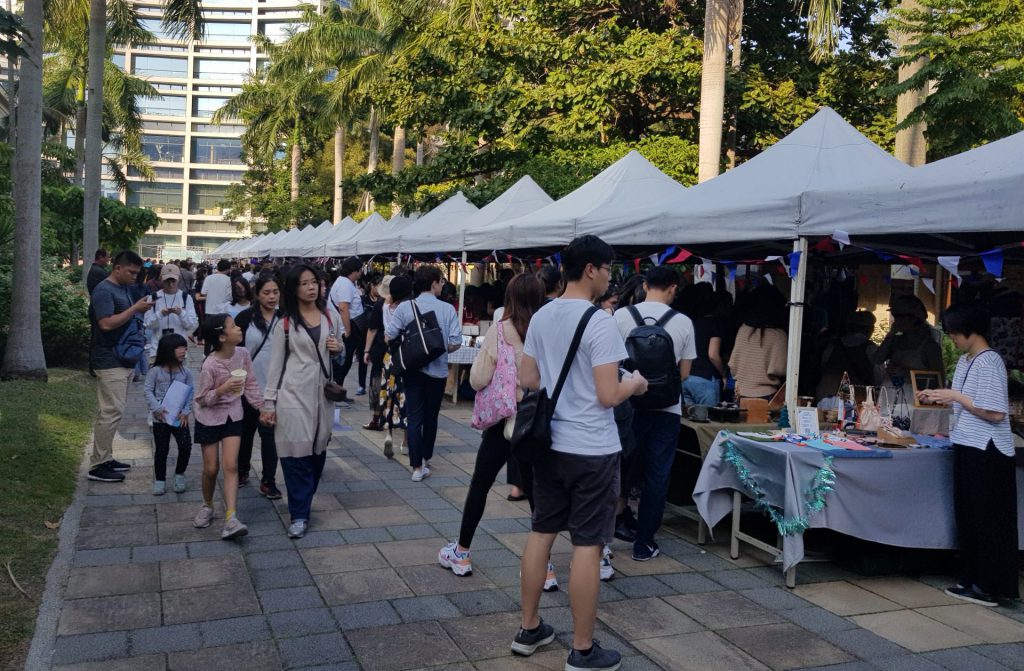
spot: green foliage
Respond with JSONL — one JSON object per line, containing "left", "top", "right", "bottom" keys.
{"left": 38, "top": 185, "right": 159, "bottom": 263}
{"left": 888, "top": 0, "right": 1024, "bottom": 158}
{"left": 0, "top": 264, "right": 91, "bottom": 366}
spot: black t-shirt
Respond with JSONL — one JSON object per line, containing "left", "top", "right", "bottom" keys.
{"left": 87, "top": 263, "right": 109, "bottom": 295}
{"left": 690, "top": 315, "right": 727, "bottom": 380}
{"left": 90, "top": 280, "right": 135, "bottom": 370}
{"left": 367, "top": 301, "right": 387, "bottom": 364}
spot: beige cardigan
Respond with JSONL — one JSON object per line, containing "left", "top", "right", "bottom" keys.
{"left": 470, "top": 320, "right": 525, "bottom": 401}
{"left": 263, "top": 313, "right": 343, "bottom": 458}
{"left": 729, "top": 324, "right": 788, "bottom": 398}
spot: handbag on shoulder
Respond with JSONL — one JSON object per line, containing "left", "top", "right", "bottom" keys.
{"left": 394, "top": 300, "right": 446, "bottom": 375}
{"left": 471, "top": 320, "right": 517, "bottom": 430}
{"left": 510, "top": 306, "right": 599, "bottom": 461}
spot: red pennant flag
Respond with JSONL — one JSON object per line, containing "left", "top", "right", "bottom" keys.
{"left": 535, "top": 258, "right": 542, "bottom": 269}
{"left": 633, "top": 258, "right": 641, "bottom": 273}
{"left": 506, "top": 254, "right": 513, "bottom": 263}
{"left": 813, "top": 238, "right": 837, "bottom": 253}
{"left": 666, "top": 248, "right": 693, "bottom": 264}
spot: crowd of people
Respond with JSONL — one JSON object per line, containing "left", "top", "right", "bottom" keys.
{"left": 85, "top": 234, "right": 1019, "bottom": 670}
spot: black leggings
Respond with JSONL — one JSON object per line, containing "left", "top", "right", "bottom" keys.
{"left": 239, "top": 399, "right": 279, "bottom": 484}
{"left": 152, "top": 422, "right": 192, "bottom": 481}
{"left": 458, "top": 424, "right": 533, "bottom": 549}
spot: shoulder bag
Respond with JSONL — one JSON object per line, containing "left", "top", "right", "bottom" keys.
{"left": 471, "top": 320, "right": 517, "bottom": 430}
{"left": 394, "top": 300, "right": 446, "bottom": 375}
{"left": 282, "top": 315, "right": 347, "bottom": 403}
{"left": 510, "top": 306, "right": 599, "bottom": 461}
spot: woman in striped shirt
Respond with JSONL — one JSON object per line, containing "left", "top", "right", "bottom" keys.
{"left": 917, "top": 301, "right": 1018, "bottom": 607}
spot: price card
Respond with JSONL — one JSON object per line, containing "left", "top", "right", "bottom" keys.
{"left": 795, "top": 406, "right": 821, "bottom": 437}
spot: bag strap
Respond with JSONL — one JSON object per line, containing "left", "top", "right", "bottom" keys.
{"left": 626, "top": 305, "right": 643, "bottom": 328}
{"left": 550, "top": 306, "right": 599, "bottom": 408}
{"left": 409, "top": 300, "right": 428, "bottom": 351}
{"left": 250, "top": 314, "right": 277, "bottom": 361}
{"left": 276, "top": 317, "right": 290, "bottom": 391}
{"left": 300, "top": 314, "right": 334, "bottom": 382}
{"left": 654, "top": 307, "right": 678, "bottom": 328}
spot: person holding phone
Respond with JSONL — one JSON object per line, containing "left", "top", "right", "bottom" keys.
{"left": 143, "top": 264, "right": 198, "bottom": 364}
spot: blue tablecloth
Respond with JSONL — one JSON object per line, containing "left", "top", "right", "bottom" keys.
{"left": 693, "top": 432, "right": 1024, "bottom": 571}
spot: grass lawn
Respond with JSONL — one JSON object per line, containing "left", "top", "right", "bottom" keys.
{"left": 0, "top": 368, "right": 95, "bottom": 671}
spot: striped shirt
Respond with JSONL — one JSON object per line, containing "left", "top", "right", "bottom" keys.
{"left": 950, "top": 350, "right": 1014, "bottom": 456}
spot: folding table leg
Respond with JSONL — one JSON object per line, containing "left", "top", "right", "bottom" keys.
{"left": 730, "top": 491, "right": 741, "bottom": 560}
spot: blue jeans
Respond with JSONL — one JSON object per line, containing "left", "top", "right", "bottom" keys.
{"left": 280, "top": 451, "right": 327, "bottom": 522}
{"left": 403, "top": 370, "right": 447, "bottom": 468}
{"left": 682, "top": 375, "right": 720, "bottom": 407}
{"left": 631, "top": 409, "right": 681, "bottom": 549}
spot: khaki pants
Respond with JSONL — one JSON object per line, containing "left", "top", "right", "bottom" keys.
{"left": 91, "top": 366, "right": 134, "bottom": 469}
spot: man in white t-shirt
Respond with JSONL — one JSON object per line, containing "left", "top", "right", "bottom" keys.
{"left": 200, "top": 259, "right": 233, "bottom": 315}
{"left": 614, "top": 266, "right": 695, "bottom": 561}
{"left": 512, "top": 235, "right": 647, "bottom": 671}
{"left": 329, "top": 256, "right": 364, "bottom": 394}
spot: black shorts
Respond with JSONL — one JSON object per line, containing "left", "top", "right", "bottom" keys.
{"left": 193, "top": 418, "right": 244, "bottom": 446}
{"left": 532, "top": 450, "right": 621, "bottom": 546}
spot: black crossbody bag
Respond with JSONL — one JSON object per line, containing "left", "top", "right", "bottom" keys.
{"left": 510, "top": 306, "right": 599, "bottom": 462}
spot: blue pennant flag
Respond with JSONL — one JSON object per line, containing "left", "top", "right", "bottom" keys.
{"left": 658, "top": 246, "right": 676, "bottom": 265}
{"left": 723, "top": 261, "right": 737, "bottom": 281}
{"left": 788, "top": 252, "right": 802, "bottom": 279}
{"left": 553, "top": 253, "right": 562, "bottom": 266}
{"left": 981, "top": 248, "right": 1004, "bottom": 278}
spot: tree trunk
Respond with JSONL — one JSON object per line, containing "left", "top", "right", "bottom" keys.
{"left": 894, "top": 0, "right": 928, "bottom": 166}
{"left": 724, "top": 0, "right": 743, "bottom": 170}
{"left": 5, "top": 0, "right": 13, "bottom": 152}
{"left": 697, "top": 0, "right": 730, "bottom": 183}
{"left": 333, "top": 124, "right": 345, "bottom": 223}
{"left": 416, "top": 139, "right": 424, "bottom": 166}
{"left": 391, "top": 124, "right": 405, "bottom": 174}
{"left": 290, "top": 142, "right": 300, "bottom": 202}
{"left": 2, "top": 0, "right": 46, "bottom": 380}
{"left": 74, "top": 86, "right": 86, "bottom": 186}
{"left": 81, "top": 0, "right": 106, "bottom": 284}
{"left": 361, "top": 106, "right": 379, "bottom": 212}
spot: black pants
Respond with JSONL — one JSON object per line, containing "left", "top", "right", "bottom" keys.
{"left": 458, "top": 424, "right": 533, "bottom": 548}
{"left": 239, "top": 399, "right": 279, "bottom": 484}
{"left": 152, "top": 422, "right": 192, "bottom": 481}
{"left": 403, "top": 369, "right": 446, "bottom": 468}
{"left": 336, "top": 323, "right": 365, "bottom": 388}
{"left": 953, "top": 442, "right": 1020, "bottom": 600}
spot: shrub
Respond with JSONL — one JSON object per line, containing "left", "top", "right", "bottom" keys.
{"left": 0, "top": 264, "right": 91, "bottom": 367}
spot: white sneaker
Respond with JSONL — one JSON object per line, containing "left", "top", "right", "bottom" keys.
{"left": 193, "top": 504, "right": 214, "bottom": 529}
{"left": 411, "top": 468, "right": 424, "bottom": 482}
{"left": 543, "top": 562, "right": 559, "bottom": 592}
{"left": 400, "top": 443, "right": 408, "bottom": 455}
{"left": 288, "top": 519, "right": 308, "bottom": 539}
{"left": 600, "top": 545, "right": 614, "bottom": 581}
{"left": 438, "top": 542, "right": 473, "bottom": 576}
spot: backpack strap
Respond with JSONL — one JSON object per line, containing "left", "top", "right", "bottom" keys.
{"left": 654, "top": 307, "right": 678, "bottom": 328}
{"left": 550, "top": 306, "right": 600, "bottom": 408}
{"left": 626, "top": 305, "right": 644, "bottom": 328}
{"left": 275, "top": 316, "right": 290, "bottom": 391}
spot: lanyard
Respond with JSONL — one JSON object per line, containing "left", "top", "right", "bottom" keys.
{"left": 161, "top": 292, "right": 181, "bottom": 329}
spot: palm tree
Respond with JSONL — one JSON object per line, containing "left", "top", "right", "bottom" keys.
{"left": 697, "top": 0, "right": 842, "bottom": 182}
{"left": 2, "top": 0, "right": 45, "bottom": 379}
{"left": 81, "top": 0, "right": 204, "bottom": 283}
{"left": 893, "top": 0, "right": 927, "bottom": 166}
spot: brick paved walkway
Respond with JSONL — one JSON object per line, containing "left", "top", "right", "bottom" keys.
{"left": 28, "top": 354, "right": 1024, "bottom": 670}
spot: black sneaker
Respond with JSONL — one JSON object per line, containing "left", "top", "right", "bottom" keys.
{"left": 613, "top": 515, "right": 636, "bottom": 543}
{"left": 103, "top": 459, "right": 131, "bottom": 472}
{"left": 260, "top": 481, "right": 283, "bottom": 500}
{"left": 631, "top": 541, "right": 660, "bottom": 562}
{"left": 566, "top": 640, "right": 621, "bottom": 671}
{"left": 945, "top": 584, "right": 998, "bottom": 607}
{"left": 88, "top": 466, "right": 125, "bottom": 482}
{"left": 237, "top": 473, "right": 250, "bottom": 488}
{"left": 511, "top": 618, "right": 555, "bottom": 656}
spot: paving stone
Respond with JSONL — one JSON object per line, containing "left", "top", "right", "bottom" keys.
{"left": 200, "top": 615, "right": 271, "bottom": 646}
{"left": 168, "top": 640, "right": 281, "bottom": 671}
{"left": 613, "top": 575, "right": 678, "bottom": 599}
{"left": 259, "top": 585, "right": 326, "bottom": 613}
{"left": 158, "top": 520, "right": 223, "bottom": 544}
{"left": 441, "top": 611, "right": 523, "bottom": 661}
{"left": 924, "top": 647, "right": 1015, "bottom": 671}
{"left": 335, "top": 490, "right": 396, "bottom": 509}
{"left": 58, "top": 593, "right": 162, "bottom": 635}
{"left": 65, "top": 563, "right": 160, "bottom": 600}
{"left": 655, "top": 572, "right": 726, "bottom": 594}
{"left": 704, "top": 569, "right": 771, "bottom": 590}
{"left": 278, "top": 632, "right": 353, "bottom": 669}
{"left": 241, "top": 532, "right": 297, "bottom": 552}
{"left": 315, "top": 568, "right": 414, "bottom": 605}
{"left": 187, "top": 540, "right": 242, "bottom": 559}
{"left": 872, "top": 656, "right": 948, "bottom": 671}
{"left": 397, "top": 563, "right": 495, "bottom": 596}
{"left": 477, "top": 565, "right": 520, "bottom": 589}
{"left": 130, "top": 623, "right": 203, "bottom": 654}
{"left": 676, "top": 551, "right": 735, "bottom": 572}
{"left": 419, "top": 507, "right": 465, "bottom": 523}
{"left": 340, "top": 527, "right": 393, "bottom": 544}
{"left": 162, "top": 583, "right": 261, "bottom": 625}
{"left": 269, "top": 607, "right": 339, "bottom": 638}
{"left": 392, "top": 595, "right": 461, "bottom": 622}
{"left": 738, "top": 586, "right": 811, "bottom": 611}
{"left": 251, "top": 566, "right": 315, "bottom": 590}
{"left": 973, "top": 643, "right": 1024, "bottom": 671}
{"left": 348, "top": 504, "right": 425, "bottom": 527}
{"left": 794, "top": 581, "right": 904, "bottom": 616}
{"left": 302, "top": 545, "right": 385, "bottom": 574}
{"left": 348, "top": 621, "right": 467, "bottom": 671}
{"left": 720, "top": 622, "right": 855, "bottom": 670}
{"left": 51, "top": 632, "right": 131, "bottom": 666}
{"left": 430, "top": 521, "right": 464, "bottom": 538}
{"left": 825, "top": 626, "right": 916, "bottom": 659}
{"left": 130, "top": 543, "right": 189, "bottom": 563}
{"left": 294, "top": 530, "right": 347, "bottom": 548}
{"left": 79, "top": 504, "right": 155, "bottom": 527}
{"left": 448, "top": 589, "right": 518, "bottom": 616}
{"left": 794, "top": 662, "right": 877, "bottom": 671}
{"left": 247, "top": 549, "right": 305, "bottom": 570}
{"left": 782, "top": 605, "right": 859, "bottom": 633}
{"left": 75, "top": 523, "right": 158, "bottom": 550}
{"left": 916, "top": 605, "right": 1024, "bottom": 644}
{"left": 466, "top": 547, "right": 521, "bottom": 569}
{"left": 375, "top": 538, "right": 448, "bottom": 568}
{"left": 664, "top": 591, "right": 782, "bottom": 630}
{"left": 160, "top": 554, "right": 248, "bottom": 591}
{"left": 598, "top": 596, "right": 704, "bottom": 639}
{"left": 332, "top": 601, "right": 403, "bottom": 630}
{"left": 851, "top": 609, "right": 982, "bottom": 653}
{"left": 52, "top": 653, "right": 166, "bottom": 671}
{"left": 72, "top": 547, "right": 132, "bottom": 567}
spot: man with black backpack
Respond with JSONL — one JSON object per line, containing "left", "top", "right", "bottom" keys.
{"left": 614, "top": 266, "right": 695, "bottom": 561}
{"left": 88, "top": 250, "right": 152, "bottom": 483}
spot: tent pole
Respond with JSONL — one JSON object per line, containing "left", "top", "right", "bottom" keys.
{"left": 457, "top": 250, "right": 468, "bottom": 327}
{"left": 785, "top": 237, "right": 809, "bottom": 421}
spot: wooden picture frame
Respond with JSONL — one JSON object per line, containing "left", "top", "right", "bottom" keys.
{"left": 910, "top": 370, "right": 944, "bottom": 407}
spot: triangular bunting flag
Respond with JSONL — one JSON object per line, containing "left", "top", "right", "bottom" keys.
{"left": 981, "top": 249, "right": 1004, "bottom": 278}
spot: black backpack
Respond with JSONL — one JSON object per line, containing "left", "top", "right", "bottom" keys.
{"left": 623, "top": 305, "right": 681, "bottom": 410}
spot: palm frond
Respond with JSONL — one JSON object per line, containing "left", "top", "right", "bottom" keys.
{"left": 161, "top": 0, "right": 205, "bottom": 41}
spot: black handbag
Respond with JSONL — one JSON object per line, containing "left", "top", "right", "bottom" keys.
{"left": 510, "top": 306, "right": 599, "bottom": 461}
{"left": 394, "top": 300, "right": 447, "bottom": 375}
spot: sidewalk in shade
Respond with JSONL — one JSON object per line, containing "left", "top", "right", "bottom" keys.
{"left": 26, "top": 352, "right": 1024, "bottom": 671}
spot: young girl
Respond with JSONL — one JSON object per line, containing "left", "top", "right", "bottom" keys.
{"left": 144, "top": 333, "right": 194, "bottom": 496}
{"left": 192, "top": 313, "right": 264, "bottom": 540}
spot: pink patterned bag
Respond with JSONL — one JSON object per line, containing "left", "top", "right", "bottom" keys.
{"left": 471, "top": 320, "right": 518, "bottom": 430}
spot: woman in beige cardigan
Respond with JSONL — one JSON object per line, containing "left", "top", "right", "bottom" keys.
{"left": 261, "top": 264, "right": 343, "bottom": 539}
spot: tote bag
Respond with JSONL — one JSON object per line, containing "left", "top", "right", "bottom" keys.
{"left": 395, "top": 300, "right": 446, "bottom": 375}
{"left": 471, "top": 320, "right": 517, "bottom": 430}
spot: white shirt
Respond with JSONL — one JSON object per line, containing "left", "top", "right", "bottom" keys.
{"left": 614, "top": 301, "right": 697, "bottom": 415}
{"left": 243, "top": 314, "right": 278, "bottom": 389}
{"left": 523, "top": 298, "right": 627, "bottom": 457}
{"left": 143, "top": 290, "right": 198, "bottom": 355}
{"left": 201, "top": 272, "right": 233, "bottom": 315}
{"left": 329, "top": 276, "right": 364, "bottom": 326}
{"left": 242, "top": 271, "right": 255, "bottom": 284}
{"left": 950, "top": 350, "right": 1014, "bottom": 456}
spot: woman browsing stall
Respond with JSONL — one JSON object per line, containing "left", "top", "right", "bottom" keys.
{"left": 917, "top": 301, "right": 1018, "bottom": 607}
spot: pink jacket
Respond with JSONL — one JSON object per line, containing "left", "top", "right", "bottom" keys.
{"left": 193, "top": 347, "right": 263, "bottom": 426}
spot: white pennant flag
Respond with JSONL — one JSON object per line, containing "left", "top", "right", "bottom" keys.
{"left": 701, "top": 258, "right": 714, "bottom": 282}
{"left": 649, "top": 254, "right": 660, "bottom": 267}
{"left": 832, "top": 229, "right": 851, "bottom": 250}
{"left": 922, "top": 278, "right": 935, "bottom": 294}
{"left": 764, "top": 273, "right": 774, "bottom": 286}
{"left": 938, "top": 256, "right": 961, "bottom": 285}
{"left": 765, "top": 255, "right": 782, "bottom": 263}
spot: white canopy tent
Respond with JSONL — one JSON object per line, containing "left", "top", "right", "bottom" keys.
{"left": 390, "top": 191, "right": 488, "bottom": 254}
{"left": 297, "top": 216, "right": 357, "bottom": 257}
{"left": 433, "top": 175, "right": 553, "bottom": 253}
{"left": 230, "top": 233, "right": 269, "bottom": 258}
{"left": 208, "top": 239, "right": 239, "bottom": 259}
{"left": 615, "top": 107, "right": 914, "bottom": 248}
{"left": 322, "top": 212, "right": 394, "bottom": 257}
{"left": 801, "top": 128, "right": 1024, "bottom": 237}
{"left": 462, "top": 151, "right": 686, "bottom": 252}
{"left": 251, "top": 230, "right": 289, "bottom": 257}
{"left": 278, "top": 221, "right": 331, "bottom": 257}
